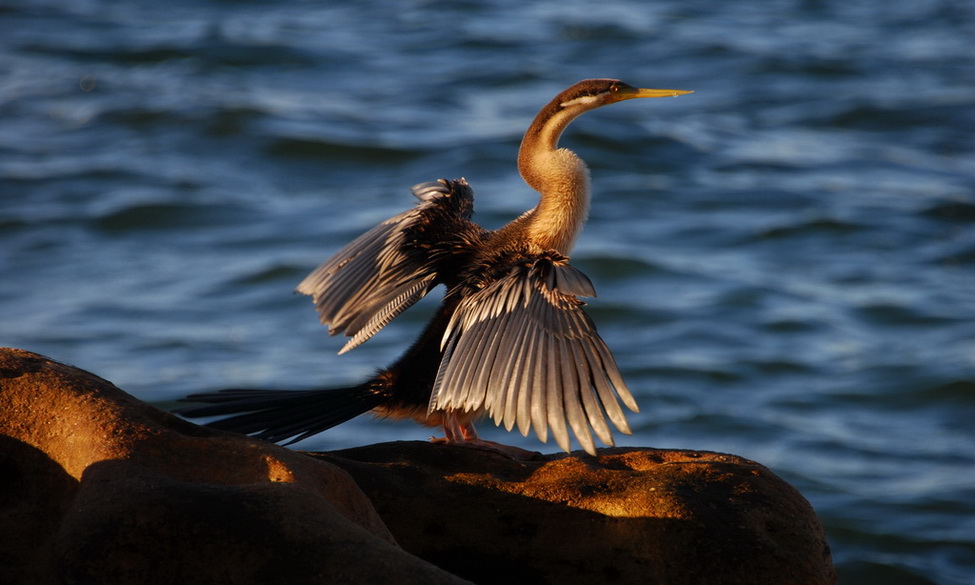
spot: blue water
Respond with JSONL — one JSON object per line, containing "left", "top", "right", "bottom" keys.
{"left": 2, "top": 1, "right": 974, "bottom": 582}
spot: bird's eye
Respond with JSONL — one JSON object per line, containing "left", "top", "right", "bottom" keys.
{"left": 610, "top": 84, "right": 620, "bottom": 93}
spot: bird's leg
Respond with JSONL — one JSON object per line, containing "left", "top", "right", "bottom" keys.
{"left": 441, "top": 413, "right": 474, "bottom": 442}
{"left": 458, "top": 419, "right": 479, "bottom": 441}
{"left": 432, "top": 412, "right": 540, "bottom": 460}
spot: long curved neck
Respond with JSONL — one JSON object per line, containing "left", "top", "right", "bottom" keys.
{"left": 516, "top": 103, "right": 592, "bottom": 255}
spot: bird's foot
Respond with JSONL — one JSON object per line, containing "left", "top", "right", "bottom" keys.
{"left": 435, "top": 414, "right": 541, "bottom": 459}
{"left": 429, "top": 436, "right": 542, "bottom": 461}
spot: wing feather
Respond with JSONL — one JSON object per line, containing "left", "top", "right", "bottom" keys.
{"left": 530, "top": 331, "right": 550, "bottom": 444}
{"left": 570, "top": 340, "right": 614, "bottom": 446}
{"left": 546, "top": 337, "right": 569, "bottom": 452}
{"left": 489, "top": 305, "right": 530, "bottom": 424}
{"left": 339, "top": 275, "right": 436, "bottom": 354}
{"left": 589, "top": 341, "right": 632, "bottom": 435}
{"left": 556, "top": 338, "right": 591, "bottom": 454}
{"left": 514, "top": 324, "right": 538, "bottom": 436}
{"left": 431, "top": 254, "right": 636, "bottom": 455}
{"left": 297, "top": 179, "right": 478, "bottom": 351}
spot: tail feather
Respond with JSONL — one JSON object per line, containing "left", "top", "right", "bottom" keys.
{"left": 179, "top": 385, "right": 385, "bottom": 444}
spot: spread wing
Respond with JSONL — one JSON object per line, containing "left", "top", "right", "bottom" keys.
{"left": 429, "top": 253, "right": 638, "bottom": 455}
{"left": 296, "top": 179, "right": 480, "bottom": 354}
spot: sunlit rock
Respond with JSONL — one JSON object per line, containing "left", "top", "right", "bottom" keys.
{"left": 318, "top": 442, "right": 837, "bottom": 585}
{"left": 0, "top": 348, "right": 465, "bottom": 585}
{"left": 0, "top": 347, "right": 835, "bottom": 585}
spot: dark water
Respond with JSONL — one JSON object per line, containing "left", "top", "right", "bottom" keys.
{"left": 2, "top": 0, "right": 974, "bottom": 582}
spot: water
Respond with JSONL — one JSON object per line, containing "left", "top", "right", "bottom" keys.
{"left": 2, "top": 0, "right": 974, "bottom": 582}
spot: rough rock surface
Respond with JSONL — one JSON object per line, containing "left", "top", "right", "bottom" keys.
{"left": 317, "top": 443, "right": 836, "bottom": 585}
{"left": 0, "top": 348, "right": 835, "bottom": 584}
{"left": 0, "top": 348, "right": 466, "bottom": 585}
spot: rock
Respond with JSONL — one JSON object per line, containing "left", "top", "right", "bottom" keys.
{"left": 316, "top": 443, "right": 836, "bottom": 585}
{"left": 0, "top": 347, "right": 836, "bottom": 584}
{"left": 0, "top": 348, "right": 468, "bottom": 585}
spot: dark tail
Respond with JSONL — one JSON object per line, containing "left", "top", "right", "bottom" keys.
{"left": 178, "top": 384, "right": 386, "bottom": 444}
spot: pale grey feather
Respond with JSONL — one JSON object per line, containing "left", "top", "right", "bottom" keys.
{"left": 430, "top": 256, "right": 637, "bottom": 455}
{"left": 296, "top": 181, "right": 470, "bottom": 351}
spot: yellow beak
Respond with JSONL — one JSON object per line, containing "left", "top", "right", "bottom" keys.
{"left": 617, "top": 87, "right": 694, "bottom": 102}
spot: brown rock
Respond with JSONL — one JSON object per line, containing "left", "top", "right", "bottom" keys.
{"left": 317, "top": 441, "right": 836, "bottom": 585}
{"left": 0, "top": 347, "right": 835, "bottom": 584}
{"left": 0, "top": 348, "right": 468, "bottom": 585}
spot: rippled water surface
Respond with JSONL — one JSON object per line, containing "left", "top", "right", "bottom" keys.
{"left": 2, "top": 1, "right": 974, "bottom": 582}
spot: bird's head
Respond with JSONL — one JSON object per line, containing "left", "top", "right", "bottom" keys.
{"left": 554, "top": 79, "right": 692, "bottom": 113}
{"left": 523, "top": 79, "right": 692, "bottom": 147}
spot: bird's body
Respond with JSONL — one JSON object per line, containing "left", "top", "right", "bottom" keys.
{"left": 181, "top": 79, "right": 691, "bottom": 455}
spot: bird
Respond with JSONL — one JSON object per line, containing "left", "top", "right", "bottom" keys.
{"left": 180, "top": 79, "right": 692, "bottom": 456}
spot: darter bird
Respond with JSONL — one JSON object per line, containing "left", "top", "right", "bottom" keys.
{"left": 180, "top": 79, "right": 692, "bottom": 455}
